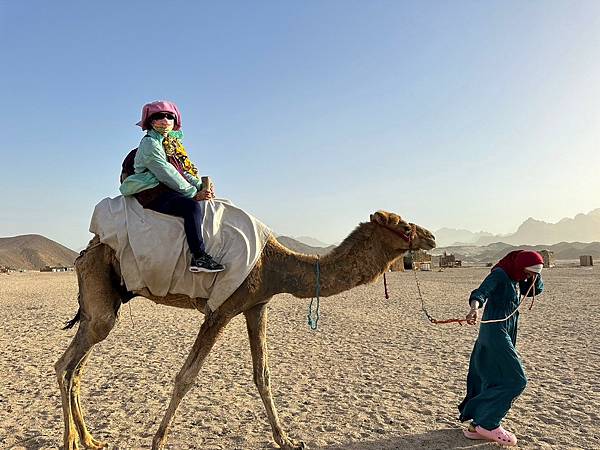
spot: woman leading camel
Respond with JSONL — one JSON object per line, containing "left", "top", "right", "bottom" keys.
{"left": 459, "top": 250, "right": 544, "bottom": 446}
{"left": 120, "top": 100, "right": 224, "bottom": 273}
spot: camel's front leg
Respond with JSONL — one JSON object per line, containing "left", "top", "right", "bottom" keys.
{"left": 152, "top": 312, "right": 231, "bottom": 450}
{"left": 245, "top": 304, "right": 306, "bottom": 450}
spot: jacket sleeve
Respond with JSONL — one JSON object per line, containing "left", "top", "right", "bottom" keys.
{"left": 183, "top": 172, "right": 203, "bottom": 190}
{"left": 519, "top": 274, "right": 544, "bottom": 297}
{"left": 469, "top": 270, "right": 502, "bottom": 308}
{"left": 138, "top": 137, "right": 197, "bottom": 197}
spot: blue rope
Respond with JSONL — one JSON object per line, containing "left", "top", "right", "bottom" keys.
{"left": 307, "top": 257, "right": 321, "bottom": 330}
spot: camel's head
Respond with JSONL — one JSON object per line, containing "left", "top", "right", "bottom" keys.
{"left": 370, "top": 210, "right": 436, "bottom": 252}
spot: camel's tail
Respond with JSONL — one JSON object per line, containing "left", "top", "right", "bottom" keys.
{"left": 63, "top": 294, "right": 82, "bottom": 330}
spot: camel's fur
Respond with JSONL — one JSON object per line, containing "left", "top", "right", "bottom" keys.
{"left": 55, "top": 210, "right": 436, "bottom": 450}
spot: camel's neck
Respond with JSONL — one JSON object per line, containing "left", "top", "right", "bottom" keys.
{"left": 264, "top": 223, "right": 405, "bottom": 298}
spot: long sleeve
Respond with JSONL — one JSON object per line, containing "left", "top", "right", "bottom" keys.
{"left": 519, "top": 274, "right": 543, "bottom": 297}
{"left": 183, "top": 172, "right": 203, "bottom": 190}
{"left": 137, "top": 136, "right": 197, "bottom": 197}
{"left": 469, "top": 269, "right": 503, "bottom": 308}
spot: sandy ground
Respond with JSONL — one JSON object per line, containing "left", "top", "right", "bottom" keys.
{"left": 0, "top": 267, "right": 598, "bottom": 450}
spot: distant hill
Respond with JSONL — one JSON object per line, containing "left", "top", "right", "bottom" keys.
{"left": 294, "top": 235, "right": 330, "bottom": 248}
{"left": 436, "top": 209, "right": 600, "bottom": 246}
{"left": 432, "top": 241, "right": 600, "bottom": 263}
{"left": 276, "top": 236, "right": 335, "bottom": 256}
{"left": 0, "top": 234, "right": 78, "bottom": 270}
{"left": 434, "top": 228, "right": 496, "bottom": 247}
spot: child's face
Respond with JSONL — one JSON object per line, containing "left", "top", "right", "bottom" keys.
{"left": 151, "top": 114, "right": 175, "bottom": 134}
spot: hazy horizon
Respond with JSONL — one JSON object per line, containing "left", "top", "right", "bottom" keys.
{"left": 2, "top": 207, "right": 598, "bottom": 251}
{"left": 1, "top": 1, "right": 599, "bottom": 250}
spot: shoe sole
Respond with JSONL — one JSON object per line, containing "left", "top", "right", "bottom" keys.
{"left": 463, "top": 429, "right": 486, "bottom": 440}
{"left": 189, "top": 267, "right": 225, "bottom": 273}
{"left": 474, "top": 426, "right": 517, "bottom": 446}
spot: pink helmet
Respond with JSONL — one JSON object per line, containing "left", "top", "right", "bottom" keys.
{"left": 137, "top": 100, "right": 182, "bottom": 130}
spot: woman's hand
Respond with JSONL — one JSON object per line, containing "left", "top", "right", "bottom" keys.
{"left": 466, "top": 301, "right": 480, "bottom": 325}
{"left": 194, "top": 189, "right": 214, "bottom": 201}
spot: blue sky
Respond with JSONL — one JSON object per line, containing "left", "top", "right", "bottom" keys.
{"left": 1, "top": 1, "right": 599, "bottom": 249}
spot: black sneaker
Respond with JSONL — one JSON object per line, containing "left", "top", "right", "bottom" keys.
{"left": 190, "top": 254, "right": 225, "bottom": 273}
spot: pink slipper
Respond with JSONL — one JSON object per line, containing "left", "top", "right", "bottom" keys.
{"left": 463, "top": 425, "right": 486, "bottom": 440}
{"left": 475, "top": 425, "right": 518, "bottom": 446}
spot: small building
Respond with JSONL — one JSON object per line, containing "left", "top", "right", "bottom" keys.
{"left": 390, "top": 250, "right": 432, "bottom": 271}
{"left": 540, "top": 250, "right": 555, "bottom": 268}
{"left": 40, "top": 265, "right": 71, "bottom": 272}
{"left": 439, "top": 252, "right": 461, "bottom": 268}
{"left": 580, "top": 255, "right": 594, "bottom": 267}
{"left": 405, "top": 250, "right": 432, "bottom": 270}
{"left": 0, "top": 265, "right": 8, "bottom": 273}
{"left": 414, "top": 261, "right": 432, "bottom": 271}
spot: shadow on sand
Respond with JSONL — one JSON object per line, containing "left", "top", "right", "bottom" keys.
{"left": 312, "top": 428, "right": 495, "bottom": 450}
{"left": 11, "top": 429, "right": 496, "bottom": 450}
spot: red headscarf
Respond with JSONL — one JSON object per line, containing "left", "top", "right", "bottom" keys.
{"left": 493, "top": 250, "right": 544, "bottom": 281}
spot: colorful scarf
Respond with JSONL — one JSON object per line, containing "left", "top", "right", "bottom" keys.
{"left": 162, "top": 131, "right": 198, "bottom": 178}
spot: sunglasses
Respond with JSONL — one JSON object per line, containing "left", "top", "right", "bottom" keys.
{"left": 150, "top": 112, "right": 176, "bottom": 121}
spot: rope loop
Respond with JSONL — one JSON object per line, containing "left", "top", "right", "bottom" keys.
{"left": 412, "top": 269, "right": 537, "bottom": 326}
{"left": 307, "top": 257, "right": 321, "bottom": 330}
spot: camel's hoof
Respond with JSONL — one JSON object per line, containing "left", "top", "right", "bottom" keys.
{"left": 64, "top": 439, "right": 79, "bottom": 450}
{"left": 83, "top": 437, "right": 108, "bottom": 449}
{"left": 151, "top": 434, "right": 167, "bottom": 450}
{"left": 282, "top": 440, "right": 307, "bottom": 450}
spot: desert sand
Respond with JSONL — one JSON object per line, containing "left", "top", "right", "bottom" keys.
{"left": 0, "top": 266, "right": 598, "bottom": 449}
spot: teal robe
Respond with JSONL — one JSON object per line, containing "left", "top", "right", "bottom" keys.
{"left": 458, "top": 268, "right": 543, "bottom": 429}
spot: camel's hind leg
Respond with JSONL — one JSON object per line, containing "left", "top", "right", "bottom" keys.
{"left": 55, "top": 245, "right": 121, "bottom": 449}
{"left": 70, "top": 351, "right": 109, "bottom": 449}
{"left": 152, "top": 311, "right": 231, "bottom": 450}
{"left": 56, "top": 322, "right": 114, "bottom": 449}
{"left": 245, "top": 303, "right": 306, "bottom": 450}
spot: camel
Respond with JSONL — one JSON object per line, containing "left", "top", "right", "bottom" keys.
{"left": 55, "top": 210, "right": 436, "bottom": 450}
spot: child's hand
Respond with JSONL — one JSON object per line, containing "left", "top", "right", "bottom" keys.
{"left": 194, "top": 189, "right": 213, "bottom": 201}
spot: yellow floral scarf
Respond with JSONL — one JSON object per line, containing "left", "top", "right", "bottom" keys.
{"left": 162, "top": 131, "right": 198, "bottom": 178}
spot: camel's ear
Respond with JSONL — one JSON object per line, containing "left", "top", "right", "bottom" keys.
{"left": 371, "top": 210, "right": 398, "bottom": 225}
{"left": 370, "top": 211, "right": 385, "bottom": 224}
{"left": 371, "top": 210, "right": 404, "bottom": 227}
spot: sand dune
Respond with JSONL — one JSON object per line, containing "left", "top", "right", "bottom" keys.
{"left": 0, "top": 267, "right": 598, "bottom": 449}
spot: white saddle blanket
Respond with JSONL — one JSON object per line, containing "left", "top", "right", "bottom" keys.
{"left": 89, "top": 196, "right": 271, "bottom": 311}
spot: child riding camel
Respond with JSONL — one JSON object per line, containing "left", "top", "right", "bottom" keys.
{"left": 120, "top": 100, "right": 224, "bottom": 273}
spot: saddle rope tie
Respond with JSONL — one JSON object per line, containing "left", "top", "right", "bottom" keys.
{"left": 307, "top": 256, "right": 321, "bottom": 330}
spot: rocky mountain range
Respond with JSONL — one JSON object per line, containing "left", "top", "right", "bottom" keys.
{"left": 431, "top": 241, "right": 600, "bottom": 263}
{"left": 4, "top": 208, "right": 598, "bottom": 270}
{"left": 435, "top": 209, "right": 600, "bottom": 247}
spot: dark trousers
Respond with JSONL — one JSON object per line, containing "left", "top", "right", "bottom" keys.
{"left": 145, "top": 191, "right": 205, "bottom": 256}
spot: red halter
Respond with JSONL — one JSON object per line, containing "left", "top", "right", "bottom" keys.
{"left": 378, "top": 222, "right": 417, "bottom": 249}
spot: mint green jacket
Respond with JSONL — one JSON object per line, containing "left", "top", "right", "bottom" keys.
{"left": 119, "top": 129, "right": 202, "bottom": 198}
